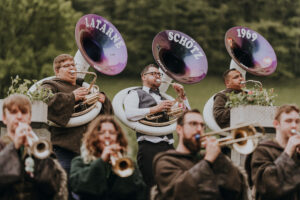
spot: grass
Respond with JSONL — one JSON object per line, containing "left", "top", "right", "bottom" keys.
{"left": 95, "top": 75, "right": 300, "bottom": 159}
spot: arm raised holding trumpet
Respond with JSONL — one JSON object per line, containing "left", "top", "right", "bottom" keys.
{"left": 0, "top": 94, "right": 67, "bottom": 200}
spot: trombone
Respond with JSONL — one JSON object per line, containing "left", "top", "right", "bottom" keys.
{"left": 196, "top": 123, "right": 265, "bottom": 155}
{"left": 105, "top": 141, "right": 134, "bottom": 178}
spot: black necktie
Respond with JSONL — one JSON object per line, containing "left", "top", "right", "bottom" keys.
{"left": 149, "top": 88, "right": 161, "bottom": 96}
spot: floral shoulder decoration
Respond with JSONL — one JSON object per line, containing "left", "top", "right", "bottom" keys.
{"left": 225, "top": 82, "right": 277, "bottom": 108}
{"left": 7, "top": 75, "right": 53, "bottom": 103}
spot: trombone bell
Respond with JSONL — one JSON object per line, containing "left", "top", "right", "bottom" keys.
{"left": 200, "top": 124, "right": 263, "bottom": 155}
{"left": 231, "top": 126, "right": 258, "bottom": 155}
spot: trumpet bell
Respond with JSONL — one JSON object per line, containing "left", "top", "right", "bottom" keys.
{"left": 225, "top": 26, "right": 277, "bottom": 76}
{"left": 152, "top": 30, "right": 208, "bottom": 84}
{"left": 113, "top": 157, "right": 134, "bottom": 178}
{"left": 231, "top": 126, "right": 258, "bottom": 155}
{"left": 30, "top": 139, "right": 52, "bottom": 159}
{"left": 75, "top": 14, "right": 127, "bottom": 75}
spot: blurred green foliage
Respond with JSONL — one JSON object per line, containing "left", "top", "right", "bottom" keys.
{"left": 1, "top": 0, "right": 300, "bottom": 98}
{"left": 0, "top": 0, "right": 82, "bottom": 97}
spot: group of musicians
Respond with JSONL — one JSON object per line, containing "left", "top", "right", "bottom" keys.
{"left": 0, "top": 53, "right": 299, "bottom": 200}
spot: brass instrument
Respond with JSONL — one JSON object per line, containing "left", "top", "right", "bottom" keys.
{"left": 138, "top": 30, "right": 208, "bottom": 127}
{"left": 143, "top": 79, "right": 185, "bottom": 126}
{"left": 105, "top": 141, "right": 134, "bottom": 178}
{"left": 20, "top": 123, "right": 52, "bottom": 159}
{"left": 71, "top": 70, "right": 100, "bottom": 117}
{"left": 196, "top": 124, "right": 265, "bottom": 155}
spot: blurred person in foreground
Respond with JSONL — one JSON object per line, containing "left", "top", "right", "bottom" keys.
{"left": 246, "top": 104, "right": 300, "bottom": 199}
{"left": 69, "top": 115, "right": 146, "bottom": 200}
{"left": 152, "top": 109, "right": 248, "bottom": 200}
{"left": 0, "top": 94, "right": 67, "bottom": 200}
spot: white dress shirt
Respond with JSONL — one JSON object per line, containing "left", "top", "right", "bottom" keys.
{"left": 124, "top": 86, "right": 191, "bottom": 144}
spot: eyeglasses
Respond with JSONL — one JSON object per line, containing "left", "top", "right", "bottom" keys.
{"left": 61, "top": 63, "right": 75, "bottom": 68}
{"left": 99, "top": 130, "right": 117, "bottom": 135}
{"left": 185, "top": 121, "right": 206, "bottom": 129}
{"left": 144, "top": 72, "right": 163, "bottom": 77}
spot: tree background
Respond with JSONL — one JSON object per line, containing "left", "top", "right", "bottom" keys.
{"left": 0, "top": 0, "right": 299, "bottom": 97}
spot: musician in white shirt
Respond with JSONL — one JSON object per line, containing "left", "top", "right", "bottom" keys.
{"left": 124, "top": 63, "right": 190, "bottom": 196}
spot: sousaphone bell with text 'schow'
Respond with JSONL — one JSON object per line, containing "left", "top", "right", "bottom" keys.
{"left": 112, "top": 30, "right": 207, "bottom": 135}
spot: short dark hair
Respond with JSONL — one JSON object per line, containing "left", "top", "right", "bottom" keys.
{"left": 140, "top": 64, "right": 158, "bottom": 77}
{"left": 177, "top": 109, "right": 201, "bottom": 126}
{"left": 275, "top": 104, "right": 300, "bottom": 121}
{"left": 223, "top": 68, "right": 239, "bottom": 83}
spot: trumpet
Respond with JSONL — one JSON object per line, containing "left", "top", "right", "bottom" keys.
{"left": 195, "top": 123, "right": 265, "bottom": 155}
{"left": 105, "top": 141, "right": 134, "bottom": 177}
{"left": 20, "top": 123, "right": 52, "bottom": 159}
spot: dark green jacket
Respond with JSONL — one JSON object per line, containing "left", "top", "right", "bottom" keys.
{"left": 70, "top": 156, "right": 146, "bottom": 200}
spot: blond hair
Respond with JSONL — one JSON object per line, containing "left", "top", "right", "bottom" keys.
{"left": 2, "top": 94, "right": 31, "bottom": 116}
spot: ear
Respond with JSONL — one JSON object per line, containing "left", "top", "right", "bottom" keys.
{"left": 141, "top": 74, "right": 147, "bottom": 83}
{"left": 273, "top": 119, "right": 280, "bottom": 129}
{"left": 176, "top": 124, "right": 183, "bottom": 136}
{"left": 2, "top": 112, "right": 7, "bottom": 125}
{"left": 54, "top": 68, "right": 60, "bottom": 76}
{"left": 224, "top": 79, "right": 229, "bottom": 86}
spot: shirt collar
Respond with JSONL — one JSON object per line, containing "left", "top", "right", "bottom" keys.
{"left": 142, "top": 86, "right": 151, "bottom": 93}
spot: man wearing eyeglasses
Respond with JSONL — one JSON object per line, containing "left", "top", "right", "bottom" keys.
{"left": 124, "top": 63, "right": 190, "bottom": 196}
{"left": 152, "top": 109, "right": 248, "bottom": 200}
{"left": 41, "top": 54, "right": 111, "bottom": 175}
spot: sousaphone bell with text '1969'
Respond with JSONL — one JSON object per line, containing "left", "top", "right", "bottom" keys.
{"left": 203, "top": 26, "right": 277, "bottom": 131}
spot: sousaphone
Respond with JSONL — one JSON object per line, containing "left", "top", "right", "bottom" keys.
{"left": 203, "top": 26, "right": 277, "bottom": 131}
{"left": 113, "top": 30, "right": 207, "bottom": 135}
{"left": 29, "top": 14, "right": 127, "bottom": 127}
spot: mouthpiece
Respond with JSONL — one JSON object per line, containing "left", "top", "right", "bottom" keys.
{"left": 195, "top": 134, "right": 201, "bottom": 141}
{"left": 70, "top": 70, "right": 76, "bottom": 74}
{"left": 240, "top": 81, "right": 246, "bottom": 84}
{"left": 291, "top": 129, "right": 299, "bottom": 135}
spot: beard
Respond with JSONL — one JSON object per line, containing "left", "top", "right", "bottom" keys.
{"left": 183, "top": 136, "right": 201, "bottom": 154}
